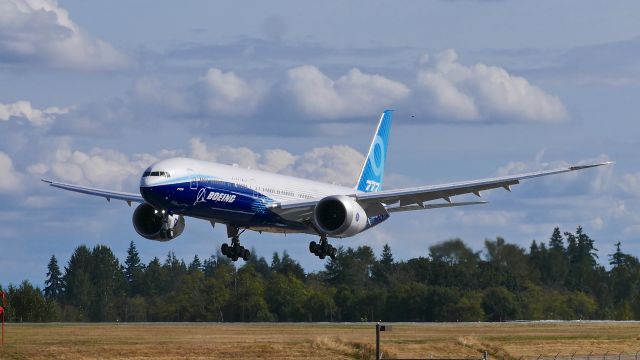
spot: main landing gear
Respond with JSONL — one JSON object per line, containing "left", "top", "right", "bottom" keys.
{"left": 309, "top": 235, "right": 337, "bottom": 260}
{"left": 221, "top": 225, "right": 250, "bottom": 262}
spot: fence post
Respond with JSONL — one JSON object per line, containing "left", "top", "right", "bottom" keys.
{"left": 483, "top": 351, "right": 489, "bottom": 360}
{"left": 376, "top": 322, "right": 380, "bottom": 360}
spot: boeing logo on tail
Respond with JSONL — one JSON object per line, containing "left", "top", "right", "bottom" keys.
{"left": 356, "top": 110, "right": 392, "bottom": 193}
{"left": 43, "top": 109, "right": 612, "bottom": 263}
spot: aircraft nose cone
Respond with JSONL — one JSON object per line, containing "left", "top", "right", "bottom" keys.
{"left": 140, "top": 186, "right": 166, "bottom": 206}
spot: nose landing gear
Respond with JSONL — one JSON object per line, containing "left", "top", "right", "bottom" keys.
{"left": 221, "top": 225, "right": 250, "bottom": 262}
{"left": 309, "top": 235, "right": 337, "bottom": 260}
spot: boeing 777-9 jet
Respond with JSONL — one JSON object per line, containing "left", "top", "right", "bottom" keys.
{"left": 44, "top": 110, "right": 611, "bottom": 261}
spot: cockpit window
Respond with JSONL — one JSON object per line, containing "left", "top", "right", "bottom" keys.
{"left": 143, "top": 171, "right": 170, "bottom": 178}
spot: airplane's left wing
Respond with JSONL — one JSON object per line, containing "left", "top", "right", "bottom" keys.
{"left": 270, "top": 161, "right": 612, "bottom": 221}
{"left": 42, "top": 179, "right": 144, "bottom": 205}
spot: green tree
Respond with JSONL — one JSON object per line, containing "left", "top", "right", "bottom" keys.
{"left": 63, "top": 245, "right": 94, "bottom": 319}
{"left": 372, "top": 243, "right": 395, "bottom": 284}
{"left": 265, "top": 273, "right": 307, "bottom": 321}
{"left": 90, "top": 245, "right": 126, "bottom": 321}
{"left": 44, "top": 255, "right": 64, "bottom": 301}
{"left": 188, "top": 255, "right": 203, "bottom": 273}
{"left": 482, "top": 287, "right": 517, "bottom": 321}
{"left": 7, "top": 281, "right": 57, "bottom": 322}
{"left": 124, "top": 241, "right": 145, "bottom": 296}
{"left": 545, "top": 227, "right": 568, "bottom": 288}
{"left": 234, "top": 263, "right": 272, "bottom": 321}
{"left": 608, "top": 242, "right": 640, "bottom": 317}
{"left": 324, "top": 246, "right": 376, "bottom": 288}
{"left": 271, "top": 251, "right": 305, "bottom": 280}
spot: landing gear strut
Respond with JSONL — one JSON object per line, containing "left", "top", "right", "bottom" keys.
{"left": 221, "top": 225, "right": 250, "bottom": 262}
{"left": 309, "top": 235, "right": 337, "bottom": 260}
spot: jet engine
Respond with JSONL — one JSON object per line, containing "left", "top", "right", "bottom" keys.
{"left": 132, "top": 203, "right": 185, "bottom": 241}
{"left": 312, "top": 195, "right": 367, "bottom": 238}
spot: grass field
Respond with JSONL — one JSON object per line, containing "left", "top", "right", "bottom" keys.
{"left": 1, "top": 322, "right": 640, "bottom": 359}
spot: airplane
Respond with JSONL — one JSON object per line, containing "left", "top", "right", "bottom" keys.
{"left": 43, "top": 110, "right": 611, "bottom": 262}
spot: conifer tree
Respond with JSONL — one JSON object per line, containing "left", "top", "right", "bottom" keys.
{"left": 44, "top": 255, "right": 63, "bottom": 301}
{"left": 189, "top": 255, "right": 202, "bottom": 273}
{"left": 124, "top": 241, "right": 145, "bottom": 296}
{"left": 380, "top": 244, "right": 394, "bottom": 267}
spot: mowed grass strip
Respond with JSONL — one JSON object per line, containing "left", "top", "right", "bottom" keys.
{"left": 1, "top": 322, "right": 640, "bottom": 360}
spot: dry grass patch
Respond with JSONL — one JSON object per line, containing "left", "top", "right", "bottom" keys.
{"left": 1, "top": 322, "right": 640, "bottom": 359}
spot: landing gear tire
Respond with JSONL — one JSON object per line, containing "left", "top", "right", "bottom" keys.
{"left": 309, "top": 236, "right": 336, "bottom": 260}
{"left": 221, "top": 243, "right": 229, "bottom": 256}
{"left": 221, "top": 231, "right": 250, "bottom": 262}
{"left": 309, "top": 241, "right": 318, "bottom": 255}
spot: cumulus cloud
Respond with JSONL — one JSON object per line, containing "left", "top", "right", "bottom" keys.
{"left": 285, "top": 66, "right": 410, "bottom": 119}
{"left": 132, "top": 68, "right": 265, "bottom": 118}
{"left": 495, "top": 153, "right": 613, "bottom": 192}
{"left": 0, "top": 100, "right": 71, "bottom": 126}
{"left": 199, "top": 68, "right": 266, "bottom": 116}
{"left": 33, "top": 138, "right": 365, "bottom": 192}
{"left": 0, "top": 151, "right": 23, "bottom": 192}
{"left": 132, "top": 78, "right": 190, "bottom": 114}
{"left": 417, "top": 49, "right": 568, "bottom": 122}
{"left": 38, "top": 140, "right": 152, "bottom": 190}
{"left": 618, "top": 173, "right": 640, "bottom": 198}
{"left": 0, "top": 0, "right": 128, "bottom": 69}
{"left": 189, "top": 138, "right": 364, "bottom": 186}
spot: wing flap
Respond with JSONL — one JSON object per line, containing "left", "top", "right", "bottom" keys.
{"left": 387, "top": 201, "right": 488, "bottom": 213}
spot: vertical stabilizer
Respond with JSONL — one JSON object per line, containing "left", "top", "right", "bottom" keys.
{"left": 355, "top": 110, "right": 393, "bottom": 192}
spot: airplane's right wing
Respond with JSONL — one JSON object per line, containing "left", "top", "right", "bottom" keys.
{"left": 353, "top": 162, "right": 612, "bottom": 211}
{"left": 270, "top": 161, "right": 612, "bottom": 221}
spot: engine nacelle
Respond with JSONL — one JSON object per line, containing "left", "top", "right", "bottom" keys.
{"left": 313, "top": 195, "right": 368, "bottom": 238}
{"left": 132, "top": 203, "right": 185, "bottom": 241}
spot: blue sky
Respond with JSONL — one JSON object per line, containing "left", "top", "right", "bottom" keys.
{"left": 1, "top": 0, "right": 639, "bottom": 287}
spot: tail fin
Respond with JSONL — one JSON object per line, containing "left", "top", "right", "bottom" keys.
{"left": 355, "top": 110, "right": 393, "bottom": 192}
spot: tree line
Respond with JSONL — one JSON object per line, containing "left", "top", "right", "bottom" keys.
{"left": 2, "top": 226, "right": 640, "bottom": 322}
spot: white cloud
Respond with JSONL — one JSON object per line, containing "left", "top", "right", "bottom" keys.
{"left": 132, "top": 78, "right": 190, "bottom": 114}
{"left": 199, "top": 68, "right": 266, "bottom": 116}
{"left": 285, "top": 66, "right": 410, "bottom": 119}
{"left": 417, "top": 49, "right": 568, "bottom": 122}
{"left": 283, "top": 145, "right": 364, "bottom": 186}
{"left": 496, "top": 153, "right": 612, "bottom": 190}
{"left": 453, "top": 209, "right": 526, "bottom": 227}
{"left": 0, "top": 0, "right": 128, "bottom": 69}
{"left": 0, "top": 100, "right": 70, "bottom": 126}
{"left": 132, "top": 69, "right": 265, "bottom": 118}
{"left": 0, "top": 151, "right": 23, "bottom": 192}
{"left": 618, "top": 172, "right": 640, "bottom": 198}
{"left": 189, "top": 138, "right": 364, "bottom": 186}
{"left": 43, "top": 141, "right": 151, "bottom": 190}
